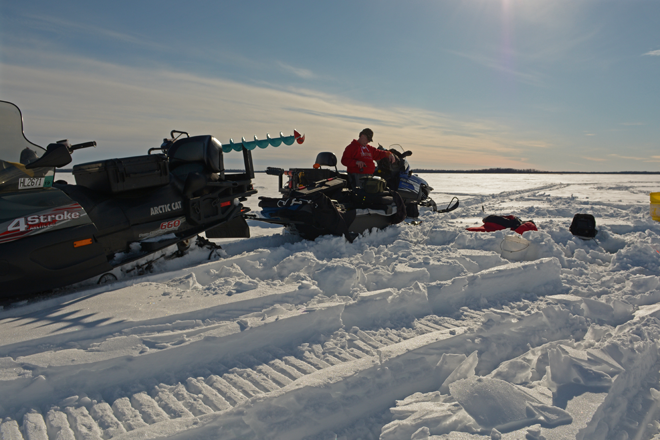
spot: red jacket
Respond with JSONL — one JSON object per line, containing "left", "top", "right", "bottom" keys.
{"left": 341, "top": 140, "right": 391, "bottom": 174}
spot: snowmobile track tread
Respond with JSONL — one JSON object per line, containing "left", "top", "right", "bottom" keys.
{"left": 205, "top": 375, "right": 249, "bottom": 405}
{"left": 65, "top": 406, "right": 103, "bottom": 439}
{"left": 153, "top": 388, "right": 193, "bottom": 419}
{"left": 2, "top": 309, "right": 515, "bottom": 440}
{"left": 185, "top": 378, "right": 232, "bottom": 411}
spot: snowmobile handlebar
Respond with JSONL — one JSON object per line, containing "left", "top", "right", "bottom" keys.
{"left": 69, "top": 141, "right": 97, "bottom": 151}
{"left": 25, "top": 139, "right": 96, "bottom": 169}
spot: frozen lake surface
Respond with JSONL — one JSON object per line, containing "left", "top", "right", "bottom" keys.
{"left": 1, "top": 172, "right": 660, "bottom": 440}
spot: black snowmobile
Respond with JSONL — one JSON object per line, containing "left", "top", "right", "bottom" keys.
{"left": 0, "top": 100, "right": 304, "bottom": 298}
{"left": 248, "top": 147, "right": 458, "bottom": 240}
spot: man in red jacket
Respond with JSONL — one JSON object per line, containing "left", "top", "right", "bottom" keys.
{"left": 341, "top": 128, "right": 395, "bottom": 175}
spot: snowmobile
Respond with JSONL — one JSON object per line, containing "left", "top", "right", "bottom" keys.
{"left": 0, "top": 100, "right": 304, "bottom": 298}
{"left": 373, "top": 145, "right": 458, "bottom": 216}
{"left": 248, "top": 146, "right": 458, "bottom": 240}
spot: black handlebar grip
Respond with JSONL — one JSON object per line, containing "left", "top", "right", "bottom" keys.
{"left": 70, "top": 141, "right": 97, "bottom": 151}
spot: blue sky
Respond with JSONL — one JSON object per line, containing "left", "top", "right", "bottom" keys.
{"left": 1, "top": 0, "right": 659, "bottom": 171}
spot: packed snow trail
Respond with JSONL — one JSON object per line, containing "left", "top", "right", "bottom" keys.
{"left": 2, "top": 175, "right": 660, "bottom": 440}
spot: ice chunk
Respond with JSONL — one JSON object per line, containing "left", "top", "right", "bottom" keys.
{"left": 448, "top": 377, "right": 571, "bottom": 431}
{"left": 440, "top": 350, "right": 478, "bottom": 394}
{"left": 490, "top": 358, "right": 534, "bottom": 384}
{"left": 436, "top": 353, "right": 468, "bottom": 385}
{"left": 381, "top": 392, "right": 480, "bottom": 440}
{"left": 411, "top": 426, "right": 430, "bottom": 439}
{"left": 547, "top": 347, "right": 613, "bottom": 389}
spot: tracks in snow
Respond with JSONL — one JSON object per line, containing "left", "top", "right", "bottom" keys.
{"left": 1, "top": 314, "right": 471, "bottom": 440}
{"left": 0, "top": 257, "right": 574, "bottom": 439}
{"left": 2, "top": 292, "right": 643, "bottom": 439}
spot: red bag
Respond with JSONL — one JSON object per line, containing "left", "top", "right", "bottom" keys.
{"left": 466, "top": 215, "right": 537, "bottom": 235}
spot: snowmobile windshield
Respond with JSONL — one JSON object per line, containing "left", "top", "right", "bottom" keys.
{"left": 400, "top": 159, "right": 411, "bottom": 175}
{"left": 0, "top": 101, "right": 54, "bottom": 194}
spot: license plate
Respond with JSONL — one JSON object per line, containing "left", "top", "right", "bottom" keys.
{"left": 18, "top": 177, "right": 45, "bottom": 190}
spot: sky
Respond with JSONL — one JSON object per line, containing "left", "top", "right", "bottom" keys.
{"left": 0, "top": 0, "right": 659, "bottom": 171}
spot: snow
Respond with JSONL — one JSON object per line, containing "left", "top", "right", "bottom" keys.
{"left": 2, "top": 172, "right": 660, "bottom": 439}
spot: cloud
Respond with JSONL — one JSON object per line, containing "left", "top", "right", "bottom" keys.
{"left": 643, "top": 50, "right": 660, "bottom": 56}
{"left": 277, "top": 62, "right": 316, "bottom": 80}
{"left": 608, "top": 154, "right": 648, "bottom": 161}
{"left": 21, "top": 14, "right": 165, "bottom": 51}
{"left": 514, "top": 140, "right": 551, "bottom": 149}
{"left": 445, "top": 49, "right": 546, "bottom": 87}
{"left": 1, "top": 48, "right": 553, "bottom": 170}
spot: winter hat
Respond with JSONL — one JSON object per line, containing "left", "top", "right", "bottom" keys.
{"left": 360, "top": 128, "right": 374, "bottom": 142}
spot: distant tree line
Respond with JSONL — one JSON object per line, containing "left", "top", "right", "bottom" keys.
{"left": 410, "top": 168, "right": 660, "bottom": 174}
{"left": 60, "top": 168, "right": 660, "bottom": 175}
{"left": 413, "top": 168, "right": 541, "bottom": 173}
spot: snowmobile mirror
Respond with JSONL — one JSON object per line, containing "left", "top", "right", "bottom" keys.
{"left": 402, "top": 151, "right": 412, "bottom": 158}
{"left": 25, "top": 142, "right": 72, "bottom": 169}
{"left": 20, "top": 147, "right": 38, "bottom": 165}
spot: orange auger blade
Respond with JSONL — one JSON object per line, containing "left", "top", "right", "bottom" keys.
{"left": 294, "top": 129, "right": 305, "bottom": 144}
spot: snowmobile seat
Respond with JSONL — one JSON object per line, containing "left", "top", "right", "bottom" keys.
{"left": 167, "top": 135, "right": 224, "bottom": 179}
{"left": 315, "top": 152, "right": 337, "bottom": 168}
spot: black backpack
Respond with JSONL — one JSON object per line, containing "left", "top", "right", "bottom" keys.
{"left": 569, "top": 214, "right": 597, "bottom": 239}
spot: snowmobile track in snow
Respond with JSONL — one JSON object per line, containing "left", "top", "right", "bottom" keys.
{"left": 0, "top": 313, "right": 477, "bottom": 440}
{"left": 0, "top": 302, "right": 588, "bottom": 440}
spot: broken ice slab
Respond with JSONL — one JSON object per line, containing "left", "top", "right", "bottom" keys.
{"left": 449, "top": 377, "right": 572, "bottom": 432}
